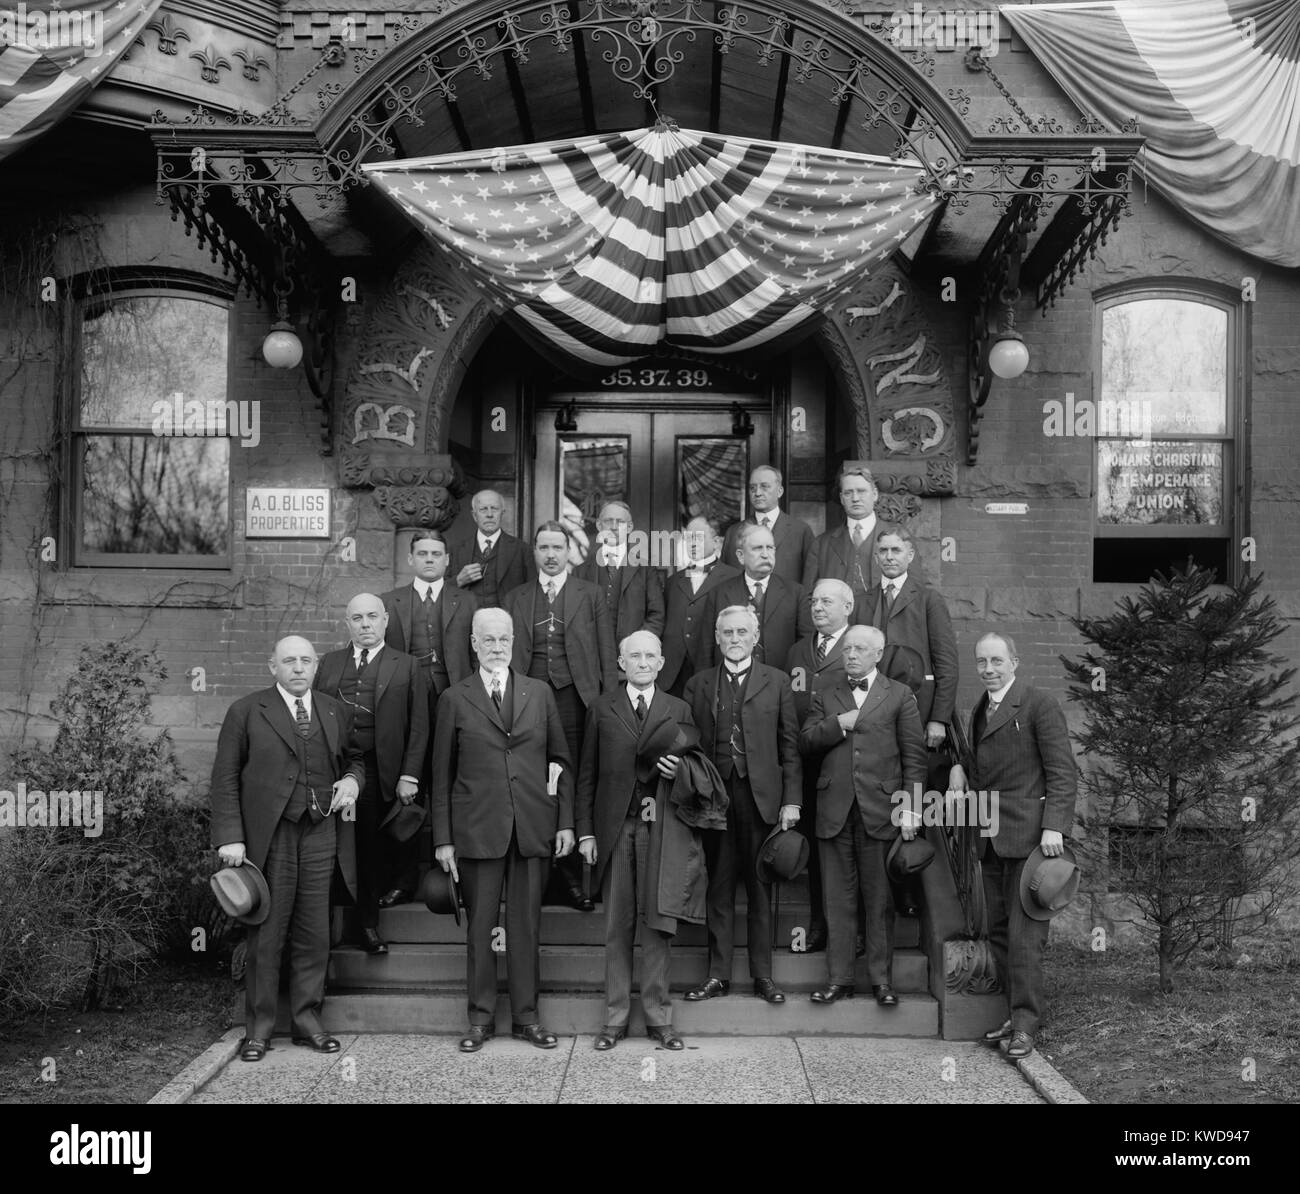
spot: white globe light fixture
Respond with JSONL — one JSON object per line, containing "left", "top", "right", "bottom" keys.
{"left": 262, "top": 276, "right": 303, "bottom": 369}
{"left": 986, "top": 286, "right": 1029, "bottom": 380}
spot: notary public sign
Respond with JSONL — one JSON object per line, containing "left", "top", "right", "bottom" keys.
{"left": 245, "top": 489, "right": 331, "bottom": 538}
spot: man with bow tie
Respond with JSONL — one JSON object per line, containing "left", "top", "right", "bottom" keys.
{"left": 802, "top": 464, "right": 882, "bottom": 625}
{"left": 378, "top": 530, "right": 477, "bottom": 907}
{"left": 447, "top": 489, "right": 535, "bottom": 608}
{"left": 574, "top": 500, "right": 666, "bottom": 658}
{"left": 722, "top": 466, "right": 815, "bottom": 587}
{"left": 661, "top": 515, "right": 741, "bottom": 697}
{"left": 210, "top": 636, "right": 366, "bottom": 1062}
{"left": 684, "top": 606, "right": 802, "bottom": 1004}
{"left": 504, "top": 521, "right": 617, "bottom": 909}
{"left": 315, "top": 593, "right": 429, "bottom": 954}
{"left": 430, "top": 607, "right": 575, "bottom": 1053}
{"left": 702, "top": 523, "right": 811, "bottom": 672}
{"left": 947, "top": 632, "right": 1077, "bottom": 1060}
{"left": 798, "top": 625, "right": 927, "bottom": 1007}
{"left": 785, "top": 578, "right": 857, "bottom": 952}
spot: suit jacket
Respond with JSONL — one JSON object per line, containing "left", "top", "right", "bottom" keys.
{"left": 313, "top": 645, "right": 429, "bottom": 803}
{"left": 573, "top": 558, "right": 666, "bottom": 643}
{"left": 209, "top": 686, "right": 365, "bottom": 899}
{"left": 701, "top": 572, "right": 811, "bottom": 673}
{"left": 963, "top": 680, "right": 1077, "bottom": 860}
{"left": 860, "top": 576, "right": 959, "bottom": 725}
{"left": 723, "top": 511, "right": 816, "bottom": 588}
{"left": 503, "top": 576, "right": 617, "bottom": 705}
{"left": 379, "top": 581, "right": 478, "bottom": 687}
{"left": 576, "top": 688, "right": 697, "bottom": 896}
{"left": 660, "top": 562, "right": 741, "bottom": 691}
{"left": 801, "top": 524, "right": 880, "bottom": 625}
{"left": 446, "top": 529, "right": 534, "bottom": 604}
{"left": 430, "top": 671, "right": 574, "bottom": 859}
{"left": 798, "top": 674, "right": 927, "bottom": 840}
{"left": 784, "top": 630, "right": 849, "bottom": 725}
{"left": 683, "top": 662, "right": 802, "bottom": 824}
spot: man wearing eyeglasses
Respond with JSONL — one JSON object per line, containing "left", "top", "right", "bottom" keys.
{"left": 210, "top": 636, "right": 366, "bottom": 1063}
{"left": 574, "top": 500, "right": 665, "bottom": 662}
{"left": 722, "top": 466, "right": 815, "bottom": 588}
{"left": 802, "top": 464, "right": 883, "bottom": 626}
{"left": 316, "top": 593, "right": 430, "bottom": 955}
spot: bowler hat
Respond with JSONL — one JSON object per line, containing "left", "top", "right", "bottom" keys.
{"left": 755, "top": 824, "right": 810, "bottom": 884}
{"left": 886, "top": 833, "right": 936, "bottom": 881}
{"left": 1019, "top": 844, "right": 1080, "bottom": 921}
{"left": 381, "top": 798, "right": 426, "bottom": 842}
{"left": 635, "top": 721, "right": 701, "bottom": 784}
{"left": 210, "top": 861, "right": 270, "bottom": 926}
{"left": 417, "top": 867, "right": 463, "bottom": 925}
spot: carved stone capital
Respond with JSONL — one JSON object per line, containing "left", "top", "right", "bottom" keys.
{"left": 373, "top": 484, "right": 458, "bottom": 530}
{"left": 944, "top": 938, "right": 1002, "bottom": 996}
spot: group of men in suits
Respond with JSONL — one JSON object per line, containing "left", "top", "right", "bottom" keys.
{"left": 210, "top": 468, "right": 1076, "bottom": 1059}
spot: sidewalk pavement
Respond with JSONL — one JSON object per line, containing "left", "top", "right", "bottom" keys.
{"left": 151, "top": 1031, "right": 1087, "bottom": 1104}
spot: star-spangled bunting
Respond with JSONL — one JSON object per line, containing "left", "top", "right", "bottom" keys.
{"left": 0, "top": 1, "right": 162, "bottom": 164}
{"left": 363, "top": 123, "right": 940, "bottom": 366}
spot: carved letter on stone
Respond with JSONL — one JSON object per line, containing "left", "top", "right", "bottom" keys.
{"left": 353, "top": 403, "right": 417, "bottom": 447}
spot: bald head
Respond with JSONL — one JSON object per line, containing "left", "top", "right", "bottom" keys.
{"left": 269, "top": 635, "right": 317, "bottom": 695}
{"left": 471, "top": 489, "right": 505, "bottom": 535}
{"left": 620, "top": 630, "right": 665, "bottom": 691}
{"left": 842, "top": 624, "right": 884, "bottom": 680}
{"left": 344, "top": 592, "right": 388, "bottom": 650}
{"left": 811, "top": 578, "right": 854, "bottom": 632}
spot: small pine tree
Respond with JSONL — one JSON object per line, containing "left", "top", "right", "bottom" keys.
{"left": 1062, "top": 564, "right": 1300, "bottom": 992}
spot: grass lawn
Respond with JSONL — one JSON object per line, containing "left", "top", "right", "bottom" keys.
{"left": 0, "top": 961, "right": 234, "bottom": 1104}
{"left": 1039, "top": 942, "right": 1299, "bottom": 1104}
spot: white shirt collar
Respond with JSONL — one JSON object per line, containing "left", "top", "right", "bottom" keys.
{"left": 276, "top": 684, "right": 310, "bottom": 716}
{"left": 723, "top": 657, "right": 754, "bottom": 675}
{"left": 478, "top": 530, "right": 500, "bottom": 552}
{"left": 352, "top": 642, "right": 383, "bottom": 667}
{"left": 754, "top": 509, "right": 780, "bottom": 529}
{"left": 540, "top": 570, "right": 568, "bottom": 595}
{"left": 818, "top": 625, "right": 847, "bottom": 649}
{"left": 882, "top": 572, "right": 908, "bottom": 592}
{"left": 849, "top": 667, "right": 879, "bottom": 700}
{"left": 686, "top": 553, "right": 718, "bottom": 571}
{"left": 413, "top": 577, "right": 444, "bottom": 603}
{"left": 746, "top": 573, "right": 769, "bottom": 594}
{"left": 480, "top": 666, "right": 509, "bottom": 690}
{"left": 848, "top": 513, "right": 877, "bottom": 538}
{"left": 600, "top": 544, "right": 627, "bottom": 567}
{"left": 626, "top": 682, "right": 656, "bottom": 707}
{"left": 987, "top": 680, "right": 1015, "bottom": 706}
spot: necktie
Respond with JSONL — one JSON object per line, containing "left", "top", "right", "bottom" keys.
{"left": 294, "top": 697, "right": 311, "bottom": 738}
{"left": 816, "top": 635, "right": 829, "bottom": 663}
{"left": 421, "top": 587, "right": 433, "bottom": 610}
{"left": 481, "top": 537, "right": 494, "bottom": 558}
{"left": 491, "top": 678, "right": 503, "bottom": 710}
{"left": 851, "top": 524, "right": 864, "bottom": 547}
{"left": 883, "top": 583, "right": 897, "bottom": 611}
{"left": 635, "top": 694, "right": 647, "bottom": 722}
{"left": 728, "top": 666, "right": 751, "bottom": 684}
{"left": 760, "top": 515, "right": 770, "bottom": 529}
{"left": 359, "top": 648, "right": 369, "bottom": 669}
{"left": 545, "top": 580, "right": 557, "bottom": 604}
{"left": 751, "top": 580, "right": 766, "bottom": 614}
{"left": 986, "top": 698, "right": 1000, "bottom": 718}
{"left": 849, "top": 677, "right": 871, "bottom": 692}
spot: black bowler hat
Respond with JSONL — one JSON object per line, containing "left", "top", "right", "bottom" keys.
{"left": 381, "top": 799, "right": 426, "bottom": 842}
{"left": 886, "top": 834, "right": 936, "bottom": 882}
{"left": 417, "top": 867, "right": 463, "bottom": 925}
{"left": 210, "top": 861, "right": 271, "bottom": 926}
{"left": 755, "top": 825, "right": 810, "bottom": 884}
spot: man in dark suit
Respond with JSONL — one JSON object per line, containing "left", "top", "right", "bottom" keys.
{"left": 574, "top": 500, "right": 665, "bottom": 657}
{"left": 684, "top": 606, "right": 801, "bottom": 1004}
{"left": 577, "top": 630, "right": 701, "bottom": 1051}
{"left": 948, "top": 632, "right": 1077, "bottom": 1059}
{"left": 430, "top": 607, "right": 575, "bottom": 1053}
{"left": 447, "top": 489, "right": 535, "bottom": 608}
{"left": 378, "top": 530, "right": 477, "bottom": 907}
{"left": 802, "top": 464, "right": 881, "bottom": 625}
{"left": 210, "top": 636, "right": 365, "bottom": 1062}
{"left": 702, "top": 523, "right": 811, "bottom": 671}
{"left": 315, "top": 593, "right": 429, "bottom": 954}
{"left": 660, "top": 514, "right": 740, "bottom": 697}
{"left": 722, "top": 466, "right": 815, "bottom": 588}
{"left": 504, "top": 520, "right": 617, "bottom": 909}
{"left": 784, "top": 578, "right": 856, "bottom": 951}
{"left": 798, "top": 625, "right": 927, "bottom": 1007}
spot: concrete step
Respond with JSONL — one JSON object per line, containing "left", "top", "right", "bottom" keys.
{"left": 327, "top": 943, "right": 930, "bottom": 993}
{"left": 307, "top": 990, "right": 939, "bottom": 1037}
{"left": 375, "top": 904, "right": 921, "bottom": 950}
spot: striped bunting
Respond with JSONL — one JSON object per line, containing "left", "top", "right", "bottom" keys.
{"left": 363, "top": 125, "right": 940, "bottom": 367}
{"left": 0, "top": 2, "right": 162, "bottom": 165}
{"left": 1004, "top": 0, "right": 1300, "bottom": 267}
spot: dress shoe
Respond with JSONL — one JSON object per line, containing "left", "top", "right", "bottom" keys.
{"left": 593, "top": 1027, "right": 627, "bottom": 1051}
{"left": 872, "top": 983, "right": 899, "bottom": 1007}
{"left": 361, "top": 927, "right": 388, "bottom": 955}
{"left": 646, "top": 1025, "right": 685, "bottom": 1051}
{"left": 566, "top": 883, "right": 595, "bottom": 913}
{"left": 803, "top": 923, "right": 827, "bottom": 953}
{"left": 855, "top": 934, "right": 866, "bottom": 958}
{"left": 238, "top": 1038, "right": 269, "bottom": 1062}
{"left": 982, "top": 1019, "right": 1013, "bottom": 1045}
{"left": 810, "top": 984, "right": 855, "bottom": 1004}
{"left": 377, "top": 888, "right": 411, "bottom": 908}
{"left": 684, "top": 977, "right": 730, "bottom": 1001}
{"left": 458, "top": 1025, "right": 494, "bottom": 1052}
{"left": 1006, "top": 1031, "right": 1035, "bottom": 1059}
{"left": 752, "top": 978, "right": 786, "bottom": 1004}
{"left": 291, "top": 1032, "right": 340, "bottom": 1053}
{"left": 511, "top": 1023, "right": 559, "bottom": 1049}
